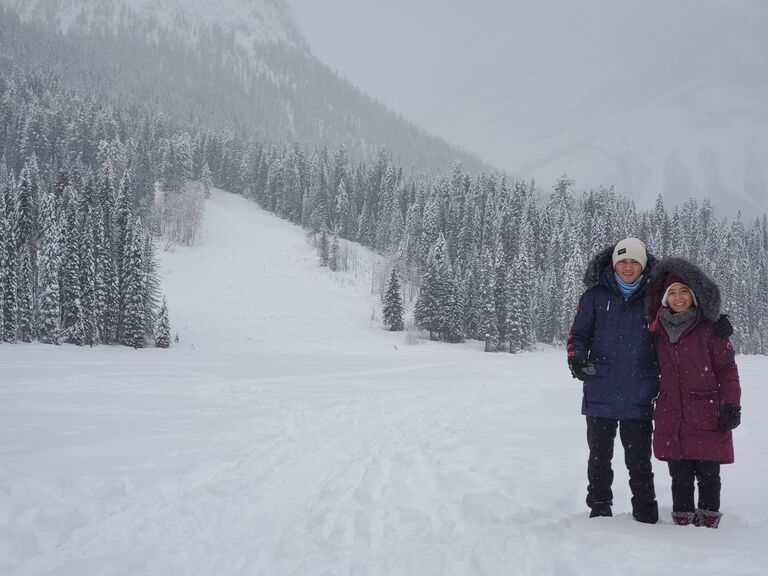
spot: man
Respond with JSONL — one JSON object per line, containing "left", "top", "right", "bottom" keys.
{"left": 567, "top": 237, "right": 660, "bottom": 523}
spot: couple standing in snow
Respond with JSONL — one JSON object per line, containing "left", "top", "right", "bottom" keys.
{"left": 567, "top": 237, "right": 742, "bottom": 528}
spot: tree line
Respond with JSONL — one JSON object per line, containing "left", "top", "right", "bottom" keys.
{"left": 0, "top": 70, "right": 174, "bottom": 347}
{"left": 2, "top": 60, "right": 765, "bottom": 355}
{"left": 245, "top": 151, "right": 768, "bottom": 355}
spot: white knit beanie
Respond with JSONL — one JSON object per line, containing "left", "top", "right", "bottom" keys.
{"left": 612, "top": 237, "right": 648, "bottom": 271}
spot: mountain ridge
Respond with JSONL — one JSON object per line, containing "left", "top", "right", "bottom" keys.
{"left": 0, "top": 0, "right": 488, "bottom": 173}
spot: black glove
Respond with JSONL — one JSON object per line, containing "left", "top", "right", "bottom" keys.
{"left": 568, "top": 357, "right": 596, "bottom": 381}
{"left": 718, "top": 403, "right": 741, "bottom": 431}
{"left": 713, "top": 314, "right": 734, "bottom": 339}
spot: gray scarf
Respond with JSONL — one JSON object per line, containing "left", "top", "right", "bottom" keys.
{"left": 659, "top": 307, "right": 698, "bottom": 343}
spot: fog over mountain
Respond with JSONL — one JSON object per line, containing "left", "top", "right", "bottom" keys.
{"left": 289, "top": 0, "right": 768, "bottom": 215}
{"left": 0, "top": 0, "right": 487, "bottom": 173}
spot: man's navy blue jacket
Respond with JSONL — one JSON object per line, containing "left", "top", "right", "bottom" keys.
{"left": 568, "top": 247, "right": 660, "bottom": 420}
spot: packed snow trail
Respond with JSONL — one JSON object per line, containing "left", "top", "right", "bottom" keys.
{"left": 1, "top": 190, "right": 767, "bottom": 576}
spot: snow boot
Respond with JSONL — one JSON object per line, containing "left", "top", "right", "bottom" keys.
{"left": 633, "top": 500, "right": 659, "bottom": 524}
{"left": 589, "top": 503, "right": 612, "bottom": 518}
{"left": 671, "top": 511, "right": 696, "bottom": 526}
{"left": 695, "top": 509, "right": 722, "bottom": 529}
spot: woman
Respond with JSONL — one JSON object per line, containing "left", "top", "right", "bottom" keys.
{"left": 646, "top": 258, "right": 741, "bottom": 528}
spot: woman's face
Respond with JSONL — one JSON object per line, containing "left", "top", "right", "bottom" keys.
{"left": 666, "top": 283, "right": 694, "bottom": 313}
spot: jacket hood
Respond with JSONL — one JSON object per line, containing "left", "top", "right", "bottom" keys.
{"left": 645, "top": 257, "right": 721, "bottom": 323}
{"left": 583, "top": 244, "right": 658, "bottom": 290}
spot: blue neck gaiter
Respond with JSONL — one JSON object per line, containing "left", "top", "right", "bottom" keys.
{"left": 615, "top": 274, "right": 642, "bottom": 300}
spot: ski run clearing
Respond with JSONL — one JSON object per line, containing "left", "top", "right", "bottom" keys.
{"left": 2, "top": 189, "right": 767, "bottom": 576}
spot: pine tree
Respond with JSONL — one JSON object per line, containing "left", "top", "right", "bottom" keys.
{"left": 414, "top": 235, "right": 452, "bottom": 340}
{"left": 382, "top": 268, "right": 405, "bottom": 331}
{"left": 329, "top": 229, "right": 340, "bottom": 272}
{"left": 492, "top": 243, "right": 508, "bottom": 345}
{"left": 132, "top": 138, "right": 155, "bottom": 224}
{"left": 142, "top": 233, "right": 161, "bottom": 339}
{"left": 37, "top": 191, "right": 61, "bottom": 344}
{"left": 155, "top": 296, "right": 171, "bottom": 348}
{"left": 560, "top": 240, "right": 584, "bottom": 343}
{"left": 318, "top": 229, "right": 329, "bottom": 267}
{"left": 507, "top": 245, "right": 536, "bottom": 354}
{"left": 17, "top": 245, "right": 34, "bottom": 343}
{"left": 95, "top": 157, "right": 116, "bottom": 249}
{"left": 335, "top": 179, "right": 351, "bottom": 238}
{"left": 79, "top": 208, "right": 98, "bottom": 346}
{"left": 0, "top": 164, "right": 8, "bottom": 340}
{"left": 114, "top": 172, "right": 133, "bottom": 266}
{"left": 445, "top": 273, "right": 466, "bottom": 343}
{"left": 2, "top": 232, "right": 18, "bottom": 343}
{"left": 16, "top": 156, "right": 40, "bottom": 251}
{"left": 66, "top": 298, "right": 86, "bottom": 346}
{"left": 463, "top": 267, "right": 481, "bottom": 340}
{"left": 282, "top": 148, "right": 304, "bottom": 223}
{"left": 60, "top": 200, "right": 84, "bottom": 344}
{"left": 419, "top": 193, "right": 441, "bottom": 263}
{"left": 476, "top": 249, "right": 498, "bottom": 345}
{"left": 201, "top": 162, "right": 213, "bottom": 199}
{"left": 94, "top": 206, "right": 117, "bottom": 343}
{"left": 119, "top": 218, "right": 146, "bottom": 348}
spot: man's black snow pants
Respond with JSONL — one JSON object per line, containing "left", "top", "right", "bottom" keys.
{"left": 586, "top": 416, "right": 656, "bottom": 513}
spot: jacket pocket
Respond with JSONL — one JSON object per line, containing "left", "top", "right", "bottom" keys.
{"left": 684, "top": 390, "right": 720, "bottom": 431}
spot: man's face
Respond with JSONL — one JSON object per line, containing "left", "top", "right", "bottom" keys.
{"left": 614, "top": 259, "right": 643, "bottom": 284}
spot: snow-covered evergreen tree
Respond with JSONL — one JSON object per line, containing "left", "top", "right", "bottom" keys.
{"left": 476, "top": 249, "right": 498, "bottom": 346}
{"left": 414, "top": 235, "right": 452, "bottom": 340}
{"left": 16, "top": 156, "right": 40, "bottom": 251}
{"left": 382, "top": 268, "right": 405, "bottom": 331}
{"left": 60, "top": 201, "right": 84, "bottom": 345}
{"left": 155, "top": 296, "right": 171, "bottom": 348}
{"left": 2, "top": 240, "right": 18, "bottom": 343}
{"left": 492, "top": 243, "right": 508, "bottom": 345}
{"left": 119, "top": 218, "right": 146, "bottom": 348}
{"left": 36, "top": 191, "right": 61, "bottom": 344}
{"left": 79, "top": 208, "right": 98, "bottom": 346}
{"left": 335, "top": 179, "right": 351, "bottom": 238}
{"left": 329, "top": 229, "right": 340, "bottom": 272}
{"left": 318, "top": 229, "right": 330, "bottom": 267}
{"left": 507, "top": 221, "right": 536, "bottom": 355}
{"left": 201, "top": 162, "right": 213, "bottom": 199}
{"left": 114, "top": 172, "right": 134, "bottom": 266}
{"left": 94, "top": 206, "right": 117, "bottom": 344}
{"left": 142, "top": 234, "right": 162, "bottom": 340}
{"left": 17, "top": 245, "right": 34, "bottom": 343}
{"left": 0, "top": 175, "right": 6, "bottom": 340}
{"left": 445, "top": 272, "right": 466, "bottom": 343}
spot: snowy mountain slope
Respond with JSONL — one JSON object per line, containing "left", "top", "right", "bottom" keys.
{"left": 1, "top": 0, "right": 307, "bottom": 53}
{"left": 1, "top": 190, "right": 767, "bottom": 575}
{"left": 0, "top": 0, "right": 486, "bottom": 172}
{"left": 160, "top": 188, "right": 388, "bottom": 353}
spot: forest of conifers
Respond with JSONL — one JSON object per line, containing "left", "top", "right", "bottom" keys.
{"left": 1, "top": 4, "right": 765, "bottom": 354}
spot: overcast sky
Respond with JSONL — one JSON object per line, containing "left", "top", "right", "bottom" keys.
{"left": 286, "top": 0, "right": 768, "bottom": 212}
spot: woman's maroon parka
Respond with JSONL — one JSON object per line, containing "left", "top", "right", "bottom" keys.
{"left": 646, "top": 258, "right": 741, "bottom": 464}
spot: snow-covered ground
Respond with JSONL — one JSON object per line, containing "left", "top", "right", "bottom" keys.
{"left": 1, "top": 190, "right": 767, "bottom": 576}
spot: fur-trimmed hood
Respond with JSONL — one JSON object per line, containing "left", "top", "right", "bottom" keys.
{"left": 583, "top": 244, "right": 658, "bottom": 290}
{"left": 645, "top": 257, "right": 721, "bottom": 323}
